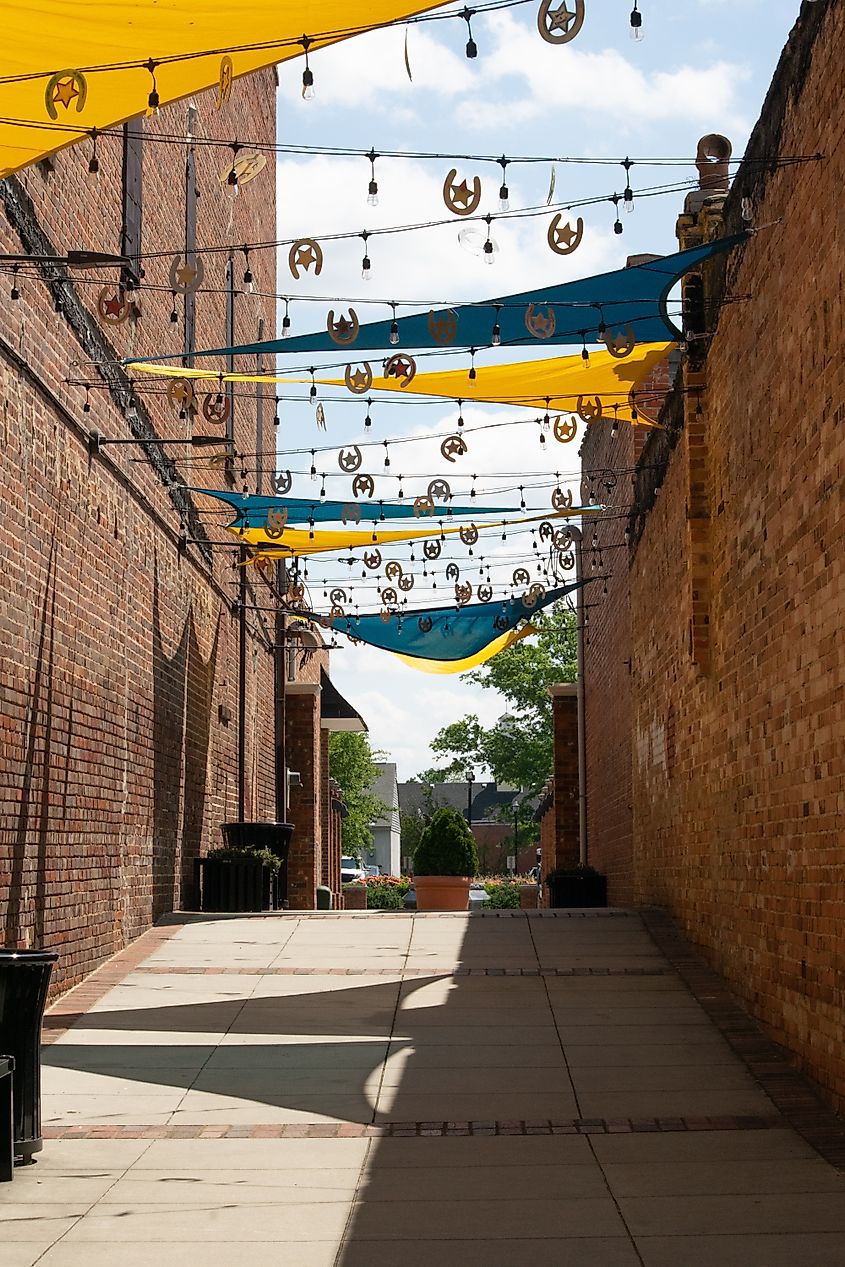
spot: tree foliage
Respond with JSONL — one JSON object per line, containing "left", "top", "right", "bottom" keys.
{"left": 413, "top": 806, "right": 479, "bottom": 877}
{"left": 328, "top": 732, "right": 388, "bottom": 860}
{"left": 420, "top": 604, "right": 577, "bottom": 794}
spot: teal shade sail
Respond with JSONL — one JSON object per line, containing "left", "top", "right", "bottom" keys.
{"left": 313, "top": 583, "right": 584, "bottom": 661}
{"left": 153, "top": 236, "right": 746, "bottom": 363}
{"left": 189, "top": 487, "right": 517, "bottom": 527}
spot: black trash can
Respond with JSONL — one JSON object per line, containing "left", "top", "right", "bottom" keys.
{"left": 0, "top": 951, "right": 58, "bottom": 1163}
{"left": 545, "top": 869, "right": 607, "bottom": 909}
{"left": 221, "top": 822, "right": 293, "bottom": 906}
{"left": 0, "top": 1054, "right": 14, "bottom": 1182}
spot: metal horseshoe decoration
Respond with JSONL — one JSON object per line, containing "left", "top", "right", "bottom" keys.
{"left": 399, "top": 574, "right": 414, "bottom": 591}
{"left": 341, "top": 503, "right": 362, "bottom": 524}
{"left": 441, "top": 434, "right": 468, "bottom": 463}
{"left": 169, "top": 253, "right": 205, "bottom": 294}
{"left": 273, "top": 470, "right": 292, "bottom": 495}
{"left": 427, "top": 478, "right": 452, "bottom": 503}
{"left": 418, "top": 616, "right": 433, "bottom": 633}
{"left": 554, "top": 415, "right": 578, "bottom": 443}
{"left": 446, "top": 563, "right": 460, "bottom": 582}
{"left": 344, "top": 363, "right": 373, "bottom": 395}
{"left": 383, "top": 354, "right": 416, "bottom": 387}
{"left": 45, "top": 69, "right": 88, "bottom": 119}
{"left": 547, "top": 214, "right": 584, "bottom": 256}
{"left": 559, "top": 551, "right": 575, "bottom": 570}
{"left": 202, "top": 393, "right": 231, "bottom": 424}
{"left": 604, "top": 325, "right": 636, "bottom": 359}
{"left": 555, "top": 527, "right": 574, "bottom": 550}
{"left": 413, "top": 496, "right": 435, "bottom": 518}
{"left": 364, "top": 549, "right": 382, "bottom": 570}
{"left": 443, "top": 169, "right": 482, "bottom": 217}
{"left": 577, "top": 395, "right": 603, "bottom": 422}
{"left": 330, "top": 588, "right": 348, "bottom": 606}
{"left": 265, "top": 507, "right": 288, "bottom": 539}
{"left": 525, "top": 303, "right": 557, "bottom": 340}
{"left": 326, "top": 308, "right": 359, "bottom": 345}
{"left": 423, "top": 539, "right": 442, "bottom": 560}
{"left": 428, "top": 309, "right": 458, "bottom": 345}
{"left": 352, "top": 473, "right": 375, "bottom": 498}
{"left": 552, "top": 486, "right": 574, "bottom": 511}
{"left": 537, "top": 0, "right": 585, "bottom": 45}
{"left": 166, "top": 377, "right": 196, "bottom": 413}
{"left": 513, "top": 568, "right": 531, "bottom": 587}
{"left": 381, "top": 587, "right": 398, "bottom": 605}
{"left": 329, "top": 604, "right": 346, "bottom": 620}
{"left": 217, "top": 55, "right": 234, "bottom": 108}
{"left": 459, "top": 525, "right": 479, "bottom": 546}
{"left": 288, "top": 238, "right": 323, "bottom": 280}
{"left": 96, "top": 287, "right": 131, "bottom": 326}
{"left": 338, "top": 446, "right": 363, "bottom": 473}
{"left": 539, "top": 521, "right": 555, "bottom": 543}
{"left": 456, "top": 582, "right": 473, "bottom": 606}
{"left": 494, "top": 613, "right": 510, "bottom": 631}
{"left": 385, "top": 561, "right": 403, "bottom": 582}
{"left": 379, "top": 609, "right": 393, "bottom": 624}
{"left": 477, "top": 584, "right": 493, "bottom": 602}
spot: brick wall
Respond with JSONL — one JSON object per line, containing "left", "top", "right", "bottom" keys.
{"left": 580, "top": 348, "right": 672, "bottom": 904}
{"left": 538, "top": 686, "right": 580, "bottom": 902}
{"left": 622, "top": 3, "right": 845, "bottom": 1110}
{"left": 0, "top": 72, "right": 278, "bottom": 992}
{"left": 286, "top": 685, "right": 322, "bottom": 909}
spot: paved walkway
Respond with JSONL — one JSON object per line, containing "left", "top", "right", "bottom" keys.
{"left": 3, "top": 910, "right": 845, "bottom": 1265}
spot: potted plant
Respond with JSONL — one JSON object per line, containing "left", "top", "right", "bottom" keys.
{"left": 195, "top": 845, "right": 281, "bottom": 913}
{"left": 413, "top": 807, "right": 479, "bottom": 912}
{"left": 545, "top": 864, "right": 607, "bottom": 909}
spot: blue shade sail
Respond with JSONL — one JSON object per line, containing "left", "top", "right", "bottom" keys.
{"left": 316, "top": 583, "right": 584, "bottom": 662}
{"left": 189, "top": 487, "right": 517, "bottom": 527}
{"left": 167, "top": 236, "right": 746, "bottom": 362}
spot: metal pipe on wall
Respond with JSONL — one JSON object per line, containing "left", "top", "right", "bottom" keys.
{"left": 567, "top": 525, "right": 588, "bottom": 867}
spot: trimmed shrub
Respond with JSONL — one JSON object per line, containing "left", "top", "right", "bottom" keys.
{"left": 413, "top": 807, "right": 479, "bottom": 877}
{"left": 483, "top": 881, "right": 521, "bottom": 909}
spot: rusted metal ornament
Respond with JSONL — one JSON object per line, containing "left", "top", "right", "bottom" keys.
{"left": 443, "top": 169, "right": 482, "bottom": 217}
{"left": 547, "top": 213, "right": 584, "bottom": 256}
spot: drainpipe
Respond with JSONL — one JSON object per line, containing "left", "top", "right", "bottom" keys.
{"left": 566, "top": 525, "right": 588, "bottom": 866}
{"left": 237, "top": 545, "right": 247, "bottom": 821}
{"left": 274, "top": 560, "right": 288, "bottom": 824}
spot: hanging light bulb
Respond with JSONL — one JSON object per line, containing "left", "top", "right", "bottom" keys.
{"left": 361, "top": 231, "right": 372, "bottom": 281}
{"left": 309, "top": 370, "right": 317, "bottom": 402}
{"left": 389, "top": 302, "right": 399, "bottom": 345}
{"left": 10, "top": 265, "right": 19, "bottom": 301}
{"left": 581, "top": 333, "right": 590, "bottom": 365}
{"left": 364, "top": 398, "right": 373, "bottom": 428}
{"left": 491, "top": 305, "right": 502, "bottom": 346}
{"left": 457, "top": 400, "right": 464, "bottom": 429}
{"left": 87, "top": 130, "right": 100, "bottom": 181}
{"left": 383, "top": 440, "right": 391, "bottom": 468}
{"left": 242, "top": 247, "right": 254, "bottom": 293}
{"left": 82, "top": 388, "right": 91, "bottom": 415}
{"left": 273, "top": 397, "right": 280, "bottom": 427}
{"left": 169, "top": 290, "right": 179, "bottom": 324}
{"left": 463, "top": 8, "right": 478, "bottom": 58}
{"left": 145, "top": 60, "right": 160, "bottom": 115}
{"left": 498, "top": 156, "right": 509, "bottom": 212}
{"left": 622, "top": 157, "right": 635, "bottom": 212}
{"left": 282, "top": 300, "right": 291, "bottom": 338}
{"left": 310, "top": 451, "right": 317, "bottom": 478}
{"left": 366, "top": 148, "right": 379, "bottom": 206}
{"left": 611, "top": 193, "right": 623, "bottom": 234}
{"left": 630, "top": 2, "right": 643, "bottom": 40}
{"left": 468, "top": 349, "right": 477, "bottom": 382}
{"left": 301, "top": 37, "right": 315, "bottom": 99}
{"left": 226, "top": 144, "right": 240, "bottom": 197}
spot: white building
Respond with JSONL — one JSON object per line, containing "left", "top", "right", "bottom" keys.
{"left": 367, "top": 763, "right": 401, "bottom": 877}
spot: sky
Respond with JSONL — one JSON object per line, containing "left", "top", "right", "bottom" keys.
{"left": 271, "top": 0, "right": 801, "bottom": 780}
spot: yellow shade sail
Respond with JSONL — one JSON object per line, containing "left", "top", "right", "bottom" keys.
{"left": 232, "top": 508, "right": 595, "bottom": 558}
{"left": 321, "top": 343, "right": 673, "bottom": 423}
{"left": 390, "top": 624, "right": 537, "bottom": 674}
{"left": 0, "top": 0, "right": 449, "bottom": 177}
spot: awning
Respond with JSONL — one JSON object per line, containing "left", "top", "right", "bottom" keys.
{"left": 319, "top": 668, "right": 367, "bottom": 733}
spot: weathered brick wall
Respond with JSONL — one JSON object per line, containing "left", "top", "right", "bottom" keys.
{"left": 627, "top": 2, "right": 845, "bottom": 1110}
{"left": 0, "top": 72, "right": 278, "bottom": 992}
{"left": 581, "top": 352, "right": 672, "bottom": 903}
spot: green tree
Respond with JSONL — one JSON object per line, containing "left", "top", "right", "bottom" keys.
{"left": 328, "top": 732, "right": 388, "bottom": 860}
{"left": 420, "top": 604, "right": 577, "bottom": 795}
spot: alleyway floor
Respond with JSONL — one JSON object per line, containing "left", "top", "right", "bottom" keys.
{"left": 3, "top": 909, "right": 845, "bottom": 1265}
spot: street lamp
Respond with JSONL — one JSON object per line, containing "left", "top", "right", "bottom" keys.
{"left": 465, "top": 768, "right": 475, "bottom": 827}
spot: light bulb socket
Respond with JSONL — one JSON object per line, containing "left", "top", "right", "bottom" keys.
{"left": 466, "top": 36, "right": 477, "bottom": 58}
{"left": 491, "top": 323, "right": 501, "bottom": 346}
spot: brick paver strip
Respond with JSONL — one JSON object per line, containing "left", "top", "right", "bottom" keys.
{"left": 133, "top": 964, "right": 674, "bottom": 978}
{"left": 641, "top": 908, "right": 845, "bottom": 1172}
{"left": 41, "top": 1115, "right": 786, "bottom": 1141}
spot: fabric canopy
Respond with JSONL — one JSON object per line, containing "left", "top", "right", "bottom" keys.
{"left": 159, "top": 236, "right": 745, "bottom": 363}
{"left": 319, "top": 342, "right": 672, "bottom": 422}
{"left": 0, "top": 0, "right": 449, "bottom": 177}
{"left": 317, "top": 584, "right": 582, "bottom": 662}
{"left": 230, "top": 508, "right": 593, "bottom": 558}
{"left": 191, "top": 486, "right": 518, "bottom": 527}
{"left": 391, "top": 623, "right": 537, "bottom": 674}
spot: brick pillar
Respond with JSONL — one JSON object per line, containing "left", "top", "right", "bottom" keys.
{"left": 547, "top": 684, "right": 580, "bottom": 876}
{"left": 320, "top": 731, "right": 330, "bottom": 887}
{"left": 285, "top": 684, "right": 321, "bottom": 909}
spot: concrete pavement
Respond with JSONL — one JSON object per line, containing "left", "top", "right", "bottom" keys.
{"left": 2, "top": 909, "right": 845, "bottom": 1265}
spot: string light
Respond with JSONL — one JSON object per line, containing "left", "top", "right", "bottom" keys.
{"left": 169, "top": 290, "right": 179, "bottom": 323}
{"left": 282, "top": 300, "right": 291, "bottom": 338}
{"left": 483, "top": 213, "right": 495, "bottom": 264}
{"left": 457, "top": 400, "right": 464, "bottom": 429}
{"left": 10, "top": 265, "right": 19, "bottom": 301}
{"left": 226, "top": 143, "right": 240, "bottom": 197}
{"left": 242, "top": 247, "right": 254, "bottom": 293}
{"left": 87, "top": 129, "right": 100, "bottom": 181}
{"left": 301, "top": 36, "right": 315, "bottom": 100}
{"left": 361, "top": 231, "right": 372, "bottom": 282}
{"left": 309, "top": 369, "right": 317, "bottom": 401}
{"left": 611, "top": 193, "right": 623, "bottom": 234}
{"left": 274, "top": 397, "right": 280, "bottom": 427}
{"left": 383, "top": 440, "right": 391, "bottom": 468}
{"left": 468, "top": 349, "right": 477, "bottom": 382}
{"left": 581, "top": 333, "right": 590, "bottom": 365}
{"left": 389, "top": 302, "right": 399, "bottom": 345}
{"left": 498, "top": 156, "right": 509, "bottom": 212}
{"left": 364, "top": 398, "right": 373, "bottom": 428}
{"left": 622, "top": 157, "right": 634, "bottom": 213}
{"left": 366, "top": 149, "right": 379, "bottom": 206}
{"left": 462, "top": 7, "right": 478, "bottom": 58}
{"left": 82, "top": 387, "right": 91, "bottom": 415}
{"left": 630, "top": 1, "right": 643, "bottom": 40}
{"left": 491, "top": 303, "right": 502, "bottom": 346}
{"left": 145, "top": 60, "right": 160, "bottom": 115}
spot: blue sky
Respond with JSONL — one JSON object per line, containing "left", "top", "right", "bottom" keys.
{"left": 270, "top": 1, "right": 801, "bottom": 780}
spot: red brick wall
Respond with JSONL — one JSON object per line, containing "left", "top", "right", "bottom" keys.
{"left": 580, "top": 351, "right": 672, "bottom": 904}
{"left": 0, "top": 72, "right": 278, "bottom": 993}
{"left": 286, "top": 686, "right": 322, "bottom": 909}
{"left": 624, "top": 4, "right": 845, "bottom": 1110}
{"left": 538, "top": 686, "right": 580, "bottom": 902}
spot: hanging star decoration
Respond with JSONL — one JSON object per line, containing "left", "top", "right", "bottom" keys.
{"left": 443, "top": 169, "right": 482, "bottom": 217}
{"left": 44, "top": 69, "right": 87, "bottom": 119}
{"left": 288, "top": 238, "right": 324, "bottom": 280}
{"left": 537, "top": 0, "right": 585, "bottom": 45}
{"left": 169, "top": 254, "right": 205, "bottom": 294}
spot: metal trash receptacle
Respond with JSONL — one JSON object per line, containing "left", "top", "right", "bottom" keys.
{"left": 0, "top": 951, "right": 58, "bottom": 1163}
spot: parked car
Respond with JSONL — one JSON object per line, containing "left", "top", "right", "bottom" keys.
{"left": 364, "top": 865, "right": 381, "bottom": 877}
{"left": 341, "top": 856, "right": 367, "bottom": 885}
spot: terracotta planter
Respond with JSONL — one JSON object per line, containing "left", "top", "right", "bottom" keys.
{"left": 414, "top": 875, "right": 472, "bottom": 912}
{"left": 343, "top": 885, "right": 367, "bottom": 911}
